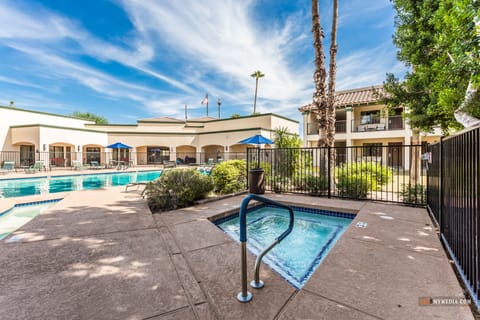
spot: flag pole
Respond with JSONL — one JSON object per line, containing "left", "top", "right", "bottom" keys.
{"left": 185, "top": 104, "right": 188, "bottom": 122}
{"left": 206, "top": 93, "right": 209, "bottom": 116}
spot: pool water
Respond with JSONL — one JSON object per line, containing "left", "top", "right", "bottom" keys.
{"left": 0, "top": 171, "right": 161, "bottom": 198}
{"left": 215, "top": 205, "right": 354, "bottom": 288}
{"left": 0, "top": 200, "right": 61, "bottom": 240}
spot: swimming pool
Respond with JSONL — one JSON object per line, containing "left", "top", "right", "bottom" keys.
{"left": 0, "top": 199, "right": 61, "bottom": 240}
{"left": 215, "top": 205, "right": 354, "bottom": 288}
{"left": 0, "top": 171, "right": 161, "bottom": 198}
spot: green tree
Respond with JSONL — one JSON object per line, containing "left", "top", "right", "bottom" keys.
{"left": 71, "top": 111, "right": 109, "bottom": 124}
{"left": 274, "top": 127, "right": 302, "bottom": 148}
{"left": 384, "top": 0, "right": 479, "bottom": 132}
{"left": 250, "top": 70, "right": 265, "bottom": 114}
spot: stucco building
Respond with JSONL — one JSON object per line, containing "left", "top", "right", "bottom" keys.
{"left": 1, "top": 106, "right": 298, "bottom": 168}
{"left": 299, "top": 85, "right": 442, "bottom": 169}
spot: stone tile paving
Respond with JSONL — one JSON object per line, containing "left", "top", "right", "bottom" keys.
{"left": 0, "top": 187, "right": 474, "bottom": 319}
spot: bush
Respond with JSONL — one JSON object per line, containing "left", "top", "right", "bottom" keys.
{"left": 401, "top": 184, "right": 426, "bottom": 204}
{"left": 336, "top": 161, "right": 392, "bottom": 191}
{"left": 304, "top": 174, "right": 328, "bottom": 192}
{"left": 211, "top": 160, "right": 247, "bottom": 194}
{"left": 145, "top": 169, "right": 214, "bottom": 212}
{"left": 336, "top": 161, "right": 391, "bottom": 199}
{"left": 336, "top": 175, "right": 369, "bottom": 199}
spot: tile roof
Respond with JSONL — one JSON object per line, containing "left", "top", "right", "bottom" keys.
{"left": 138, "top": 116, "right": 183, "bottom": 122}
{"left": 187, "top": 116, "right": 217, "bottom": 122}
{"left": 299, "top": 85, "right": 385, "bottom": 112}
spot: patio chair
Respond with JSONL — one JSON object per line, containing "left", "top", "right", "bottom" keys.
{"left": 72, "top": 160, "right": 88, "bottom": 170}
{"left": 206, "top": 158, "right": 214, "bottom": 166}
{"left": 0, "top": 161, "right": 15, "bottom": 174}
{"left": 25, "top": 160, "right": 45, "bottom": 173}
{"left": 89, "top": 161, "right": 105, "bottom": 169}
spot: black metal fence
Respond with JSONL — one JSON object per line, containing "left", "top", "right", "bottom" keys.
{"left": 427, "top": 126, "right": 480, "bottom": 308}
{"left": 0, "top": 151, "right": 246, "bottom": 170}
{"left": 247, "top": 145, "right": 427, "bottom": 205}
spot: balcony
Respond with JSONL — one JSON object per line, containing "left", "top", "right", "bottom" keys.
{"left": 352, "top": 115, "right": 405, "bottom": 132}
{"left": 307, "top": 120, "right": 346, "bottom": 135}
{"left": 307, "top": 122, "right": 319, "bottom": 135}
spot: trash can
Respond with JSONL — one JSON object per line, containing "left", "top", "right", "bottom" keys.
{"left": 249, "top": 168, "right": 265, "bottom": 194}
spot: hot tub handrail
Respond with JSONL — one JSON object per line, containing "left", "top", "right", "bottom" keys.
{"left": 237, "top": 194, "right": 294, "bottom": 303}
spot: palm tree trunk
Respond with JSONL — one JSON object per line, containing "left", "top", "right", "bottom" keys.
{"left": 312, "top": 0, "right": 328, "bottom": 148}
{"left": 327, "top": 0, "right": 338, "bottom": 189}
{"left": 253, "top": 78, "right": 259, "bottom": 113}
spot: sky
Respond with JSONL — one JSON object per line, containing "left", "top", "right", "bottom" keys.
{"left": 0, "top": 0, "right": 406, "bottom": 125}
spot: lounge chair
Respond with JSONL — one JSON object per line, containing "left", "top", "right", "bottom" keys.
{"left": 206, "top": 158, "right": 214, "bottom": 166}
{"left": 162, "top": 160, "right": 176, "bottom": 168}
{"left": 89, "top": 161, "right": 105, "bottom": 169}
{"left": 0, "top": 161, "right": 15, "bottom": 174}
{"left": 72, "top": 160, "right": 88, "bottom": 170}
{"left": 197, "top": 164, "right": 215, "bottom": 176}
{"left": 25, "top": 161, "right": 45, "bottom": 173}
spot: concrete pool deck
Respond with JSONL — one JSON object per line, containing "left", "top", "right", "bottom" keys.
{"left": 0, "top": 188, "right": 474, "bottom": 319}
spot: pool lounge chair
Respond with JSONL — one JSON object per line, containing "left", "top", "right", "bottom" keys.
{"left": 25, "top": 161, "right": 45, "bottom": 173}
{"left": 0, "top": 161, "right": 15, "bottom": 174}
{"left": 89, "top": 161, "right": 105, "bottom": 169}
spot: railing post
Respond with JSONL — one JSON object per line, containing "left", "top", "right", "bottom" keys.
{"left": 237, "top": 195, "right": 252, "bottom": 303}
{"left": 327, "top": 146, "right": 331, "bottom": 198}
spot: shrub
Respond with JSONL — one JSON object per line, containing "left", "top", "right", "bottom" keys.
{"left": 335, "top": 161, "right": 391, "bottom": 199}
{"left": 336, "top": 175, "right": 369, "bottom": 199}
{"left": 401, "top": 184, "right": 426, "bottom": 204}
{"left": 272, "top": 175, "right": 290, "bottom": 193}
{"left": 145, "top": 169, "right": 214, "bottom": 212}
{"left": 304, "top": 174, "right": 328, "bottom": 192}
{"left": 336, "top": 161, "right": 392, "bottom": 191}
{"left": 211, "top": 160, "right": 247, "bottom": 194}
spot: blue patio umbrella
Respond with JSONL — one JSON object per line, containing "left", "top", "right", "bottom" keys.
{"left": 106, "top": 142, "right": 132, "bottom": 164}
{"left": 238, "top": 134, "right": 273, "bottom": 145}
{"left": 106, "top": 142, "right": 132, "bottom": 149}
{"left": 238, "top": 134, "right": 273, "bottom": 168}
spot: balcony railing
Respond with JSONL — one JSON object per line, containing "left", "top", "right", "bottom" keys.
{"left": 307, "top": 120, "right": 346, "bottom": 135}
{"left": 352, "top": 115, "right": 405, "bottom": 132}
{"left": 306, "top": 117, "right": 403, "bottom": 136}
{"left": 335, "top": 120, "right": 346, "bottom": 133}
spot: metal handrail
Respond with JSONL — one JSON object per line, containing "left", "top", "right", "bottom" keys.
{"left": 237, "top": 194, "right": 294, "bottom": 303}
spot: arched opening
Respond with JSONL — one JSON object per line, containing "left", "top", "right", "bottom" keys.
{"left": 228, "top": 144, "right": 248, "bottom": 160}
{"left": 201, "top": 145, "right": 224, "bottom": 164}
{"left": 176, "top": 145, "right": 196, "bottom": 164}
{"left": 83, "top": 144, "right": 105, "bottom": 165}
{"left": 49, "top": 142, "right": 74, "bottom": 167}
{"left": 139, "top": 146, "right": 170, "bottom": 165}
{"left": 12, "top": 142, "right": 35, "bottom": 166}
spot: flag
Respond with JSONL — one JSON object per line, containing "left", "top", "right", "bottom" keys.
{"left": 201, "top": 93, "right": 208, "bottom": 105}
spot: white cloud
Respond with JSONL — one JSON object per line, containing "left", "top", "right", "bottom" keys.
{"left": 0, "top": 0, "right": 405, "bottom": 124}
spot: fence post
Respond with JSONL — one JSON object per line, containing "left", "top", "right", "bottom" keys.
{"left": 439, "top": 136, "right": 443, "bottom": 232}
{"left": 327, "top": 146, "right": 331, "bottom": 199}
{"left": 246, "top": 149, "right": 249, "bottom": 191}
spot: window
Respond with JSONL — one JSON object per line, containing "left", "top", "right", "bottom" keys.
{"left": 147, "top": 147, "right": 169, "bottom": 164}
{"left": 86, "top": 147, "right": 101, "bottom": 164}
{"left": 20, "top": 145, "right": 34, "bottom": 166}
{"left": 360, "top": 111, "right": 380, "bottom": 124}
{"left": 363, "top": 143, "right": 382, "bottom": 157}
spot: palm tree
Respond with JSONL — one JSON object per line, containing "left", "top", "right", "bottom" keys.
{"left": 250, "top": 70, "right": 265, "bottom": 114}
{"left": 311, "top": 0, "right": 338, "bottom": 186}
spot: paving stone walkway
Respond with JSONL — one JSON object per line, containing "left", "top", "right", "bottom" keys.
{"left": 0, "top": 188, "right": 474, "bottom": 319}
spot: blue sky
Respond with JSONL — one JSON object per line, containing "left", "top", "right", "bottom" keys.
{"left": 0, "top": 0, "right": 406, "bottom": 124}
